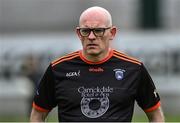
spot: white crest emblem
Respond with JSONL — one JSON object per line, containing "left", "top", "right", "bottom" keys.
{"left": 113, "top": 69, "right": 125, "bottom": 80}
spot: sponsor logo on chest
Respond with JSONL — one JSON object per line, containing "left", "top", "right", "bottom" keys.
{"left": 66, "top": 70, "right": 80, "bottom": 77}
{"left": 78, "top": 86, "right": 114, "bottom": 118}
{"left": 89, "top": 67, "right": 104, "bottom": 72}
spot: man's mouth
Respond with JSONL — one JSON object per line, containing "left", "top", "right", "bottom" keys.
{"left": 87, "top": 44, "right": 98, "bottom": 47}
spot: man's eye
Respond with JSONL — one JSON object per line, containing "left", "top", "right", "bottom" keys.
{"left": 94, "top": 29, "right": 103, "bottom": 33}
{"left": 81, "top": 29, "right": 90, "bottom": 33}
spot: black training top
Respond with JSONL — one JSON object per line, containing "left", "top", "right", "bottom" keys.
{"left": 33, "top": 49, "right": 161, "bottom": 122}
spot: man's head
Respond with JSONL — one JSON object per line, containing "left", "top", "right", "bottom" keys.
{"left": 79, "top": 6, "right": 112, "bottom": 27}
{"left": 76, "top": 6, "right": 117, "bottom": 61}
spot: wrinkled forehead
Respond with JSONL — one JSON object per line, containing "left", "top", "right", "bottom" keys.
{"left": 79, "top": 7, "right": 112, "bottom": 27}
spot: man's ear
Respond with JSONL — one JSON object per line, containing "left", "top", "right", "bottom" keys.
{"left": 110, "top": 26, "right": 117, "bottom": 40}
{"left": 75, "top": 27, "right": 83, "bottom": 40}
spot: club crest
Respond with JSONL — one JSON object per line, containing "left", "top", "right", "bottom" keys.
{"left": 113, "top": 69, "right": 125, "bottom": 80}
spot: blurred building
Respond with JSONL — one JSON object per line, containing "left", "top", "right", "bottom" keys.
{"left": 0, "top": 0, "right": 180, "bottom": 121}
{"left": 1, "top": 0, "right": 180, "bottom": 32}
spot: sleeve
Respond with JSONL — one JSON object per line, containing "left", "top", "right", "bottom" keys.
{"left": 33, "top": 64, "right": 57, "bottom": 112}
{"left": 136, "top": 64, "right": 161, "bottom": 112}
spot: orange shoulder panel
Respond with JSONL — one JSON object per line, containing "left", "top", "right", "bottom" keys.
{"left": 113, "top": 50, "right": 141, "bottom": 65}
{"left": 113, "top": 50, "right": 141, "bottom": 63}
{"left": 51, "top": 51, "right": 79, "bottom": 67}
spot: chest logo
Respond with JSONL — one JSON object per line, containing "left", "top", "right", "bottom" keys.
{"left": 66, "top": 70, "right": 80, "bottom": 77}
{"left": 113, "top": 69, "right": 125, "bottom": 80}
{"left": 89, "top": 67, "right": 104, "bottom": 72}
{"left": 78, "top": 86, "right": 113, "bottom": 118}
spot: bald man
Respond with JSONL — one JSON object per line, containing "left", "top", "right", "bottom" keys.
{"left": 30, "top": 6, "right": 164, "bottom": 122}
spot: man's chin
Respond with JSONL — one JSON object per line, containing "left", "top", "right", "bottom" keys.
{"left": 86, "top": 50, "right": 100, "bottom": 56}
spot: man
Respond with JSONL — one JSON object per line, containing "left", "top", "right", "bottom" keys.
{"left": 30, "top": 6, "right": 164, "bottom": 122}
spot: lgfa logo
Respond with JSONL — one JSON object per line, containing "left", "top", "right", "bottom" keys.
{"left": 113, "top": 69, "right": 126, "bottom": 80}
{"left": 66, "top": 70, "right": 80, "bottom": 77}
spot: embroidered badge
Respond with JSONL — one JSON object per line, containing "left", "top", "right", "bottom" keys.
{"left": 113, "top": 69, "right": 126, "bottom": 80}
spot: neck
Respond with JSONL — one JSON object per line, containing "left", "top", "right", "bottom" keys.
{"left": 82, "top": 49, "right": 111, "bottom": 62}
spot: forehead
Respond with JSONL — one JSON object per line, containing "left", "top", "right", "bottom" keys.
{"left": 80, "top": 10, "right": 108, "bottom": 27}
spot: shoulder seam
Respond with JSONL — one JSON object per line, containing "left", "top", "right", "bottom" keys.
{"left": 113, "top": 50, "right": 141, "bottom": 65}
{"left": 113, "top": 50, "right": 142, "bottom": 65}
{"left": 113, "top": 54, "right": 141, "bottom": 65}
{"left": 51, "top": 51, "right": 79, "bottom": 64}
{"left": 51, "top": 51, "right": 79, "bottom": 67}
{"left": 113, "top": 50, "right": 141, "bottom": 63}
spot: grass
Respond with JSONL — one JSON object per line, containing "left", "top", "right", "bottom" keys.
{"left": 0, "top": 114, "right": 180, "bottom": 122}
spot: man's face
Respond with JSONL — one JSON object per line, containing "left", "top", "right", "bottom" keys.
{"left": 77, "top": 19, "right": 114, "bottom": 57}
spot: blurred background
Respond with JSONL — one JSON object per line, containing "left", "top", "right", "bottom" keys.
{"left": 0, "top": 0, "right": 180, "bottom": 122}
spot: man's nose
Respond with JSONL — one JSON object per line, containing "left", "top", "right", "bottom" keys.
{"left": 88, "top": 31, "right": 96, "bottom": 39}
